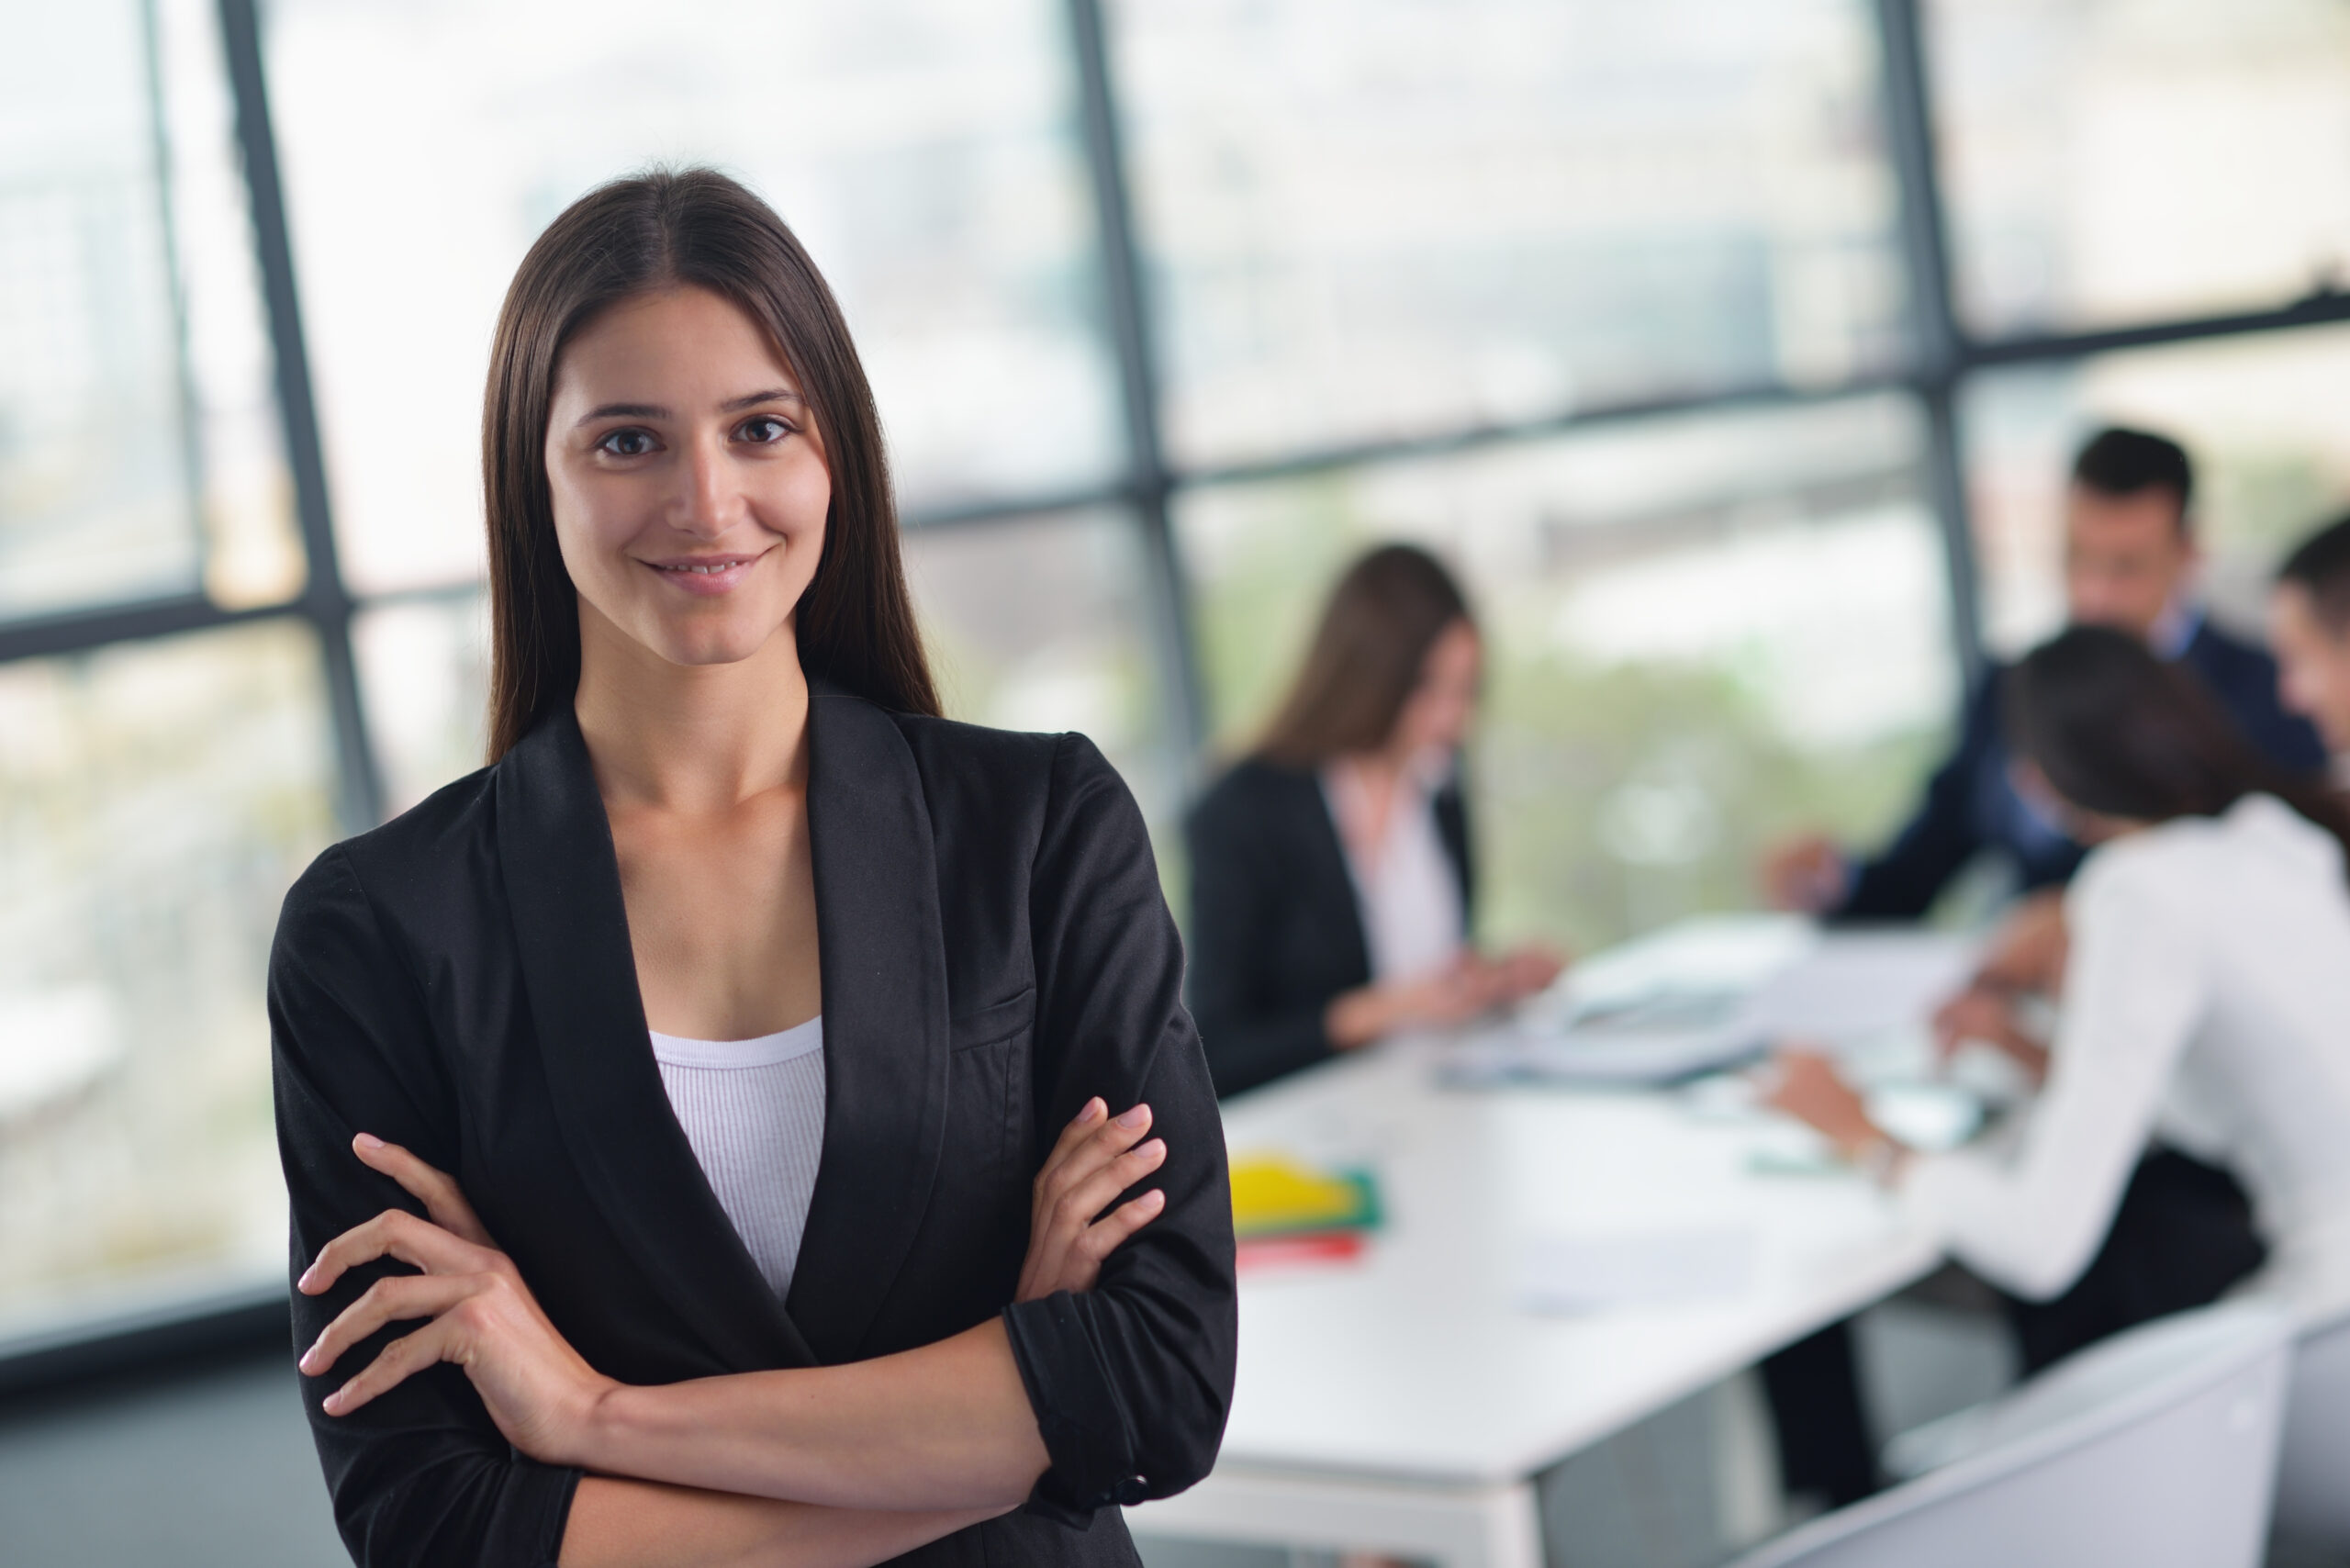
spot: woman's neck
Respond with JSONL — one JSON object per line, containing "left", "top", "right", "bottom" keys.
{"left": 1327, "top": 743, "right": 1429, "bottom": 866}
{"left": 571, "top": 598, "right": 811, "bottom": 814}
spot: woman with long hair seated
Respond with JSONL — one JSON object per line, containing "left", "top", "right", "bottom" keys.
{"left": 274, "top": 169, "right": 1235, "bottom": 1567}
{"left": 1184, "top": 543, "right": 1561, "bottom": 1098}
{"left": 1770, "top": 624, "right": 2350, "bottom": 1361}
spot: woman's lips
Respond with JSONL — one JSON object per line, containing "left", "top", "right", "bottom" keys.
{"left": 642, "top": 554, "right": 758, "bottom": 596}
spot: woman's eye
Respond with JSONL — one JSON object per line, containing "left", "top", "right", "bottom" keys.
{"left": 736, "top": 415, "right": 791, "bottom": 444}
{"left": 598, "top": 429, "right": 656, "bottom": 457}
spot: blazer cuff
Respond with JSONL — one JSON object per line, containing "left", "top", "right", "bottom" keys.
{"left": 497, "top": 1454, "right": 585, "bottom": 1568}
{"left": 1002, "top": 1292, "right": 1147, "bottom": 1519}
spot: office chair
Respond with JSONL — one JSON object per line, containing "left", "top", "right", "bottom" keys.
{"left": 1728, "top": 1301, "right": 2293, "bottom": 1568}
{"left": 2271, "top": 1302, "right": 2350, "bottom": 1553}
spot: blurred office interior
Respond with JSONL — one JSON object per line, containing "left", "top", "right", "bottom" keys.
{"left": 8, "top": 0, "right": 2350, "bottom": 1563}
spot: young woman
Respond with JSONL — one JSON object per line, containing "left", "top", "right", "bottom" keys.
{"left": 1771, "top": 625, "right": 2350, "bottom": 1361}
{"left": 1183, "top": 544, "right": 1560, "bottom": 1097}
{"left": 272, "top": 169, "right": 1235, "bottom": 1568}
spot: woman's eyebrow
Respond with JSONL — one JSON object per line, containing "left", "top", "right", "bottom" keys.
{"left": 573, "top": 388, "right": 800, "bottom": 428}
{"left": 577, "top": 401, "right": 666, "bottom": 425}
{"left": 721, "top": 387, "right": 804, "bottom": 412}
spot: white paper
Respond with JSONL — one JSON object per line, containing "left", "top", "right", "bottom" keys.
{"left": 1741, "top": 931, "right": 1976, "bottom": 1042}
{"left": 1449, "top": 920, "right": 1976, "bottom": 1089}
{"left": 1520, "top": 1227, "right": 1756, "bottom": 1313}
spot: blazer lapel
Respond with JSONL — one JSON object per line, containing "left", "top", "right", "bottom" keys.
{"left": 496, "top": 707, "right": 816, "bottom": 1372}
{"left": 784, "top": 690, "right": 953, "bottom": 1363}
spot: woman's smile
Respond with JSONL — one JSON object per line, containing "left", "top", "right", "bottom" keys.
{"left": 640, "top": 549, "right": 770, "bottom": 596}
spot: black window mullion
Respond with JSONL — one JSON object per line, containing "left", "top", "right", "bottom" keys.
{"left": 1064, "top": 0, "right": 1208, "bottom": 770}
{"left": 1873, "top": 0, "right": 1986, "bottom": 691}
{"left": 216, "top": 0, "right": 383, "bottom": 834}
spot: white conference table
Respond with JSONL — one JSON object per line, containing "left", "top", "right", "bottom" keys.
{"left": 1127, "top": 925, "right": 1954, "bottom": 1566}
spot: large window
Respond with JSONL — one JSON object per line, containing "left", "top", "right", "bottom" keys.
{"left": 1179, "top": 396, "right": 1953, "bottom": 949}
{"left": 9, "top": 0, "right": 2350, "bottom": 1351}
{"left": 1115, "top": 0, "right": 1912, "bottom": 466}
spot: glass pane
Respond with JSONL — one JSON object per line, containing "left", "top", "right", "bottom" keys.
{"left": 1114, "top": 0, "right": 1911, "bottom": 469}
{"left": 155, "top": 0, "right": 307, "bottom": 610}
{"left": 905, "top": 510, "right": 1183, "bottom": 836}
{"left": 0, "top": 1, "right": 200, "bottom": 617}
{"left": 1178, "top": 397, "right": 1957, "bottom": 949}
{"left": 354, "top": 593, "right": 491, "bottom": 819}
{"left": 264, "top": 0, "right": 1122, "bottom": 593}
{"left": 1964, "top": 325, "right": 2350, "bottom": 657}
{"left": 1932, "top": 0, "right": 2350, "bottom": 336}
{"left": 0, "top": 621, "right": 339, "bottom": 1342}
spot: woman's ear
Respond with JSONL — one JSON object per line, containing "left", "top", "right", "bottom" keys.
{"left": 2010, "top": 756, "right": 2085, "bottom": 838}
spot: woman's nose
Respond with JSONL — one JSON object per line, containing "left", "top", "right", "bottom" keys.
{"left": 671, "top": 435, "right": 736, "bottom": 537}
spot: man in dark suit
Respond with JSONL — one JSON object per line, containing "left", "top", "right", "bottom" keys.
{"left": 1763, "top": 426, "right": 2328, "bottom": 921}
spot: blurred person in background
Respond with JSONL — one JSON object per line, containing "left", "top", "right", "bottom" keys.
{"left": 1184, "top": 544, "right": 1561, "bottom": 1098}
{"left": 2272, "top": 512, "right": 2350, "bottom": 776}
{"left": 1770, "top": 626, "right": 2350, "bottom": 1376}
{"left": 1764, "top": 560, "right": 2334, "bottom": 1507}
{"left": 1763, "top": 427, "right": 2326, "bottom": 923}
{"left": 273, "top": 169, "right": 1233, "bottom": 1568}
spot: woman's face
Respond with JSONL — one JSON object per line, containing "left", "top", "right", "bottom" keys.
{"left": 545, "top": 286, "right": 830, "bottom": 669}
{"left": 1389, "top": 619, "right": 1483, "bottom": 760}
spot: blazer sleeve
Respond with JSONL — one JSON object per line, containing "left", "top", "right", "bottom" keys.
{"left": 1002, "top": 734, "right": 1239, "bottom": 1518}
{"left": 270, "top": 846, "right": 581, "bottom": 1568}
{"left": 1183, "top": 781, "right": 1337, "bottom": 1096}
{"left": 1838, "top": 680, "right": 1996, "bottom": 921}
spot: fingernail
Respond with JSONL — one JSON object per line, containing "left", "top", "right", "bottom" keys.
{"left": 355, "top": 1133, "right": 385, "bottom": 1151}
{"left": 1114, "top": 1103, "right": 1149, "bottom": 1128}
{"left": 296, "top": 1265, "right": 314, "bottom": 1291}
{"left": 1081, "top": 1098, "right": 1105, "bottom": 1123}
{"left": 1138, "top": 1138, "right": 1166, "bottom": 1160}
{"left": 1141, "top": 1188, "right": 1166, "bottom": 1209}
{"left": 322, "top": 1389, "right": 343, "bottom": 1416}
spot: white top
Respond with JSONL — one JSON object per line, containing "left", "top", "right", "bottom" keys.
{"left": 1321, "top": 757, "right": 1465, "bottom": 985}
{"left": 1906, "top": 795, "right": 2350, "bottom": 1318}
{"left": 651, "top": 1015, "right": 827, "bottom": 1301}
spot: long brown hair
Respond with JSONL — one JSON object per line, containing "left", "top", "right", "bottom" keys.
{"left": 482, "top": 167, "right": 939, "bottom": 760}
{"left": 2007, "top": 625, "right": 2350, "bottom": 878}
{"left": 1255, "top": 543, "right": 1473, "bottom": 768}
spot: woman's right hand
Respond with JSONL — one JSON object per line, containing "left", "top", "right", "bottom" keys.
{"left": 1014, "top": 1098, "right": 1168, "bottom": 1302}
{"left": 1326, "top": 946, "right": 1564, "bottom": 1047}
{"left": 1931, "top": 984, "right": 2051, "bottom": 1084}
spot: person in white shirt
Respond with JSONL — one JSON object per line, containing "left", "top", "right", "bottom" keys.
{"left": 1771, "top": 624, "right": 2350, "bottom": 1368}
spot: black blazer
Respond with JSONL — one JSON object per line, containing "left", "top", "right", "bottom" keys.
{"left": 1841, "top": 618, "right": 2328, "bottom": 919}
{"left": 269, "top": 692, "right": 1237, "bottom": 1568}
{"left": 1182, "top": 757, "right": 1472, "bottom": 1098}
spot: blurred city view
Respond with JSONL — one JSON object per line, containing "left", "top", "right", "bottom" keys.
{"left": 6, "top": 0, "right": 2350, "bottom": 1349}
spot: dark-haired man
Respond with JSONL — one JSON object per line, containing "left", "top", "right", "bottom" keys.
{"left": 2272, "top": 513, "right": 2350, "bottom": 770}
{"left": 1764, "top": 426, "right": 2327, "bottom": 919}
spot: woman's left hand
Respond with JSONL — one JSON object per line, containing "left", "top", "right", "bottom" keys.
{"left": 1016, "top": 1098, "right": 1169, "bottom": 1303}
{"left": 1489, "top": 945, "right": 1566, "bottom": 1002}
{"left": 1762, "top": 1047, "right": 1883, "bottom": 1159}
{"left": 296, "top": 1133, "right": 614, "bottom": 1465}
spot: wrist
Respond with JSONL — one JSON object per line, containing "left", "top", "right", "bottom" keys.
{"left": 563, "top": 1375, "right": 629, "bottom": 1473}
{"left": 1851, "top": 1134, "right": 1909, "bottom": 1187}
{"left": 1325, "top": 989, "right": 1383, "bottom": 1048}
